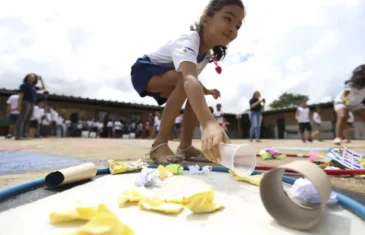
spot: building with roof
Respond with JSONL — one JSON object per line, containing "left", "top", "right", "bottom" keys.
{"left": 1, "top": 88, "right": 363, "bottom": 139}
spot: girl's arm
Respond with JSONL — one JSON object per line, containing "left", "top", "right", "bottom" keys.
{"left": 250, "top": 99, "right": 261, "bottom": 108}
{"left": 37, "top": 76, "right": 46, "bottom": 90}
{"left": 180, "top": 62, "right": 215, "bottom": 128}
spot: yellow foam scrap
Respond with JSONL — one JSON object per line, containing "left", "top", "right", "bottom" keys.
{"left": 138, "top": 196, "right": 184, "bottom": 214}
{"left": 118, "top": 189, "right": 146, "bottom": 207}
{"left": 228, "top": 170, "right": 264, "bottom": 186}
{"left": 68, "top": 204, "right": 134, "bottom": 235}
{"left": 185, "top": 189, "right": 223, "bottom": 213}
{"left": 108, "top": 159, "right": 147, "bottom": 175}
{"left": 49, "top": 203, "right": 97, "bottom": 224}
{"left": 164, "top": 197, "right": 188, "bottom": 205}
{"left": 157, "top": 165, "right": 173, "bottom": 179}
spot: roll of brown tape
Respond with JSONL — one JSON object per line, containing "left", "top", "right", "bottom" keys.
{"left": 45, "top": 163, "right": 97, "bottom": 188}
{"left": 259, "top": 160, "right": 331, "bottom": 230}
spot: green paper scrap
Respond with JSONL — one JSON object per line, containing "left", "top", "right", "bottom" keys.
{"left": 275, "top": 154, "right": 287, "bottom": 159}
{"left": 166, "top": 164, "right": 184, "bottom": 175}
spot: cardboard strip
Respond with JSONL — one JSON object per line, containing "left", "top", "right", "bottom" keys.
{"left": 259, "top": 160, "right": 331, "bottom": 230}
{"left": 45, "top": 163, "right": 97, "bottom": 188}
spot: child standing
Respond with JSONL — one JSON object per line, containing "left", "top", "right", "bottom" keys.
{"left": 311, "top": 106, "right": 322, "bottom": 141}
{"left": 131, "top": 0, "right": 245, "bottom": 164}
{"left": 295, "top": 99, "right": 312, "bottom": 143}
{"left": 5, "top": 94, "right": 19, "bottom": 138}
{"left": 333, "top": 64, "right": 365, "bottom": 145}
{"left": 214, "top": 103, "right": 224, "bottom": 127}
{"left": 154, "top": 111, "right": 161, "bottom": 137}
{"left": 29, "top": 100, "right": 45, "bottom": 138}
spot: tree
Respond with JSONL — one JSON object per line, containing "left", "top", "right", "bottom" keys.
{"left": 269, "top": 93, "right": 309, "bottom": 109}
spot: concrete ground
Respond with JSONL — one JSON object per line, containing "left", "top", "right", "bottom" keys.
{"left": 0, "top": 138, "right": 364, "bottom": 195}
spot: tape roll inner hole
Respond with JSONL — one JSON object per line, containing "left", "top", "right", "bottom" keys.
{"left": 282, "top": 171, "right": 321, "bottom": 209}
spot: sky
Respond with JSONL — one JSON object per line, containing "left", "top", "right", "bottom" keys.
{"left": 0, "top": 0, "right": 364, "bottom": 113}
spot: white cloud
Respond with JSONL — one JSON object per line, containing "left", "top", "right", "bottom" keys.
{"left": 0, "top": 0, "right": 364, "bottom": 114}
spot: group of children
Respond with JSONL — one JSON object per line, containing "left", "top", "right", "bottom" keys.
{"left": 6, "top": 92, "right": 66, "bottom": 139}
{"left": 295, "top": 100, "right": 362, "bottom": 143}
{"left": 295, "top": 63, "right": 365, "bottom": 144}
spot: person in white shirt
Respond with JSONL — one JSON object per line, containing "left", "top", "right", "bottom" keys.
{"left": 29, "top": 102, "right": 45, "bottom": 138}
{"left": 136, "top": 122, "right": 143, "bottom": 138}
{"left": 214, "top": 103, "right": 224, "bottom": 126}
{"left": 107, "top": 120, "right": 114, "bottom": 138}
{"left": 5, "top": 94, "right": 20, "bottom": 138}
{"left": 311, "top": 106, "right": 322, "bottom": 141}
{"left": 97, "top": 121, "right": 103, "bottom": 137}
{"left": 41, "top": 106, "right": 52, "bottom": 137}
{"left": 154, "top": 112, "right": 161, "bottom": 136}
{"left": 333, "top": 64, "right": 365, "bottom": 145}
{"left": 295, "top": 99, "right": 312, "bottom": 143}
{"left": 129, "top": 0, "right": 244, "bottom": 164}
{"left": 50, "top": 106, "right": 59, "bottom": 136}
{"left": 113, "top": 120, "right": 123, "bottom": 137}
{"left": 174, "top": 111, "right": 183, "bottom": 139}
{"left": 56, "top": 115, "right": 65, "bottom": 137}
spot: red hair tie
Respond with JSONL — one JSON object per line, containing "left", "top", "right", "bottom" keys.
{"left": 209, "top": 51, "right": 222, "bottom": 74}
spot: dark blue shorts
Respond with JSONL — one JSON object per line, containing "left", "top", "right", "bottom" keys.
{"left": 9, "top": 114, "right": 19, "bottom": 125}
{"left": 131, "top": 55, "right": 174, "bottom": 106}
{"left": 175, "top": 123, "right": 181, "bottom": 129}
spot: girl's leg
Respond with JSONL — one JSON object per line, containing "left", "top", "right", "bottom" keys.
{"left": 29, "top": 127, "right": 35, "bottom": 138}
{"left": 249, "top": 112, "right": 256, "bottom": 141}
{"left": 299, "top": 124, "right": 305, "bottom": 142}
{"left": 255, "top": 113, "right": 262, "bottom": 141}
{"left": 334, "top": 107, "right": 348, "bottom": 144}
{"left": 307, "top": 124, "right": 313, "bottom": 142}
{"left": 146, "top": 71, "right": 187, "bottom": 163}
{"left": 15, "top": 102, "right": 31, "bottom": 140}
{"left": 312, "top": 124, "right": 321, "bottom": 140}
{"left": 23, "top": 104, "right": 33, "bottom": 138}
{"left": 176, "top": 101, "right": 209, "bottom": 162}
{"left": 343, "top": 124, "right": 350, "bottom": 142}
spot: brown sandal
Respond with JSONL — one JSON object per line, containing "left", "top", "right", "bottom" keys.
{"left": 145, "top": 143, "right": 185, "bottom": 165}
{"left": 176, "top": 146, "right": 210, "bottom": 162}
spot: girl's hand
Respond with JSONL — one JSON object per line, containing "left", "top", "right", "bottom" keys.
{"left": 16, "top": 106, "right": 22, "bottom": 112}
{"left": 201, "top": 122, "right": 231, "bottom": 163}
{"left": 206, "top": 89, "right": 221, "bottom": 99}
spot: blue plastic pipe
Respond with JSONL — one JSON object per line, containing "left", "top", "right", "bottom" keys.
{"left": 0, "top": 165, "right": 364, "bottom": 221}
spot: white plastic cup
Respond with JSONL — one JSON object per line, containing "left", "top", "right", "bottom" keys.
{"left": 219, "top": 143, "right": 256, "bottom": 176}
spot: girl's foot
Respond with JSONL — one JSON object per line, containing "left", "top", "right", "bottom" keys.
{"left": 342, "top": 139, "right": 350, "bottom": 143}
{"left": 256, "top": 139, "right": 261, "bottom": 143}
{"left": 147, "top": 143, "right": 184, "bottom": 164}
{"left": 333, "top": 138, "right": 342, "bottom": 145}
{"left": 176, "top": 145, "right": 210, "bottom": 162}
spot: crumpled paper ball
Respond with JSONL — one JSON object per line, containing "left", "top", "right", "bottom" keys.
{"left": 135, "top": 167, "right": 158, "bottom": 187}
{"left": 287, "top": 178, "right": 337, "bottom": 205}
{"left": 188, "top": 165, "right": 212, "bottom": 175}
